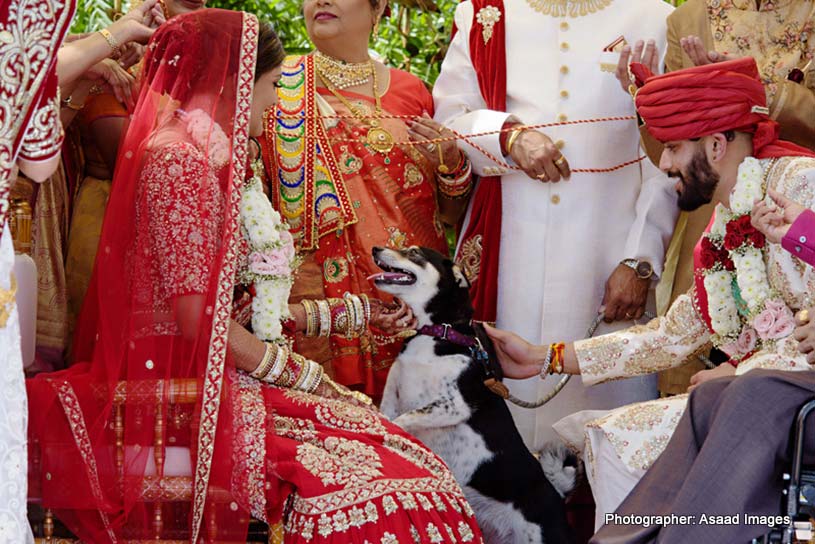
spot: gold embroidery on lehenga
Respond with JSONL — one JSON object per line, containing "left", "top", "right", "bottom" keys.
{"left": 230, "top": 373, "right": 268, "bottom": 522}
{"left": 296, "top": 436, "right": 383, "bottom": 488}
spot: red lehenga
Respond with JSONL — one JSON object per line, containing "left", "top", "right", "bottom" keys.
{"left": 26, "top": 9, "right": 482, "bottom": 543}
{"left": 261, "top": 56, "right": 449, "bottom": 398}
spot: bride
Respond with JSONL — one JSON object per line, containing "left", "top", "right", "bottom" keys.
{"left": 27, "top": 9, "right": 483, "bottom": 543}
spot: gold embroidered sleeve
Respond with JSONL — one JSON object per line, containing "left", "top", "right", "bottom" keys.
{"left": 575, "top": 289, "right": 710, "bottom": 385}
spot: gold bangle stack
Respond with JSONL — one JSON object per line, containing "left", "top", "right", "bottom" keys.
{"left": 301, "top": 299, "right": 320, "bottom": 337}
{"left": 505, "top": 127, "right": 525, "bottom": 156}
{"left": 316, "top": 299, "right": 331, "bottom": 337}
{"left": 291, "top": 354, "right": 324, "bottom": 393}
{"left": 437, "top": 155, "right": 473, "bottom": 200}
{"left": 98, "top": 28, "right": 121, "bottom": 59}
{"left": 250, "top": 343, "right": 276, "bottom": 380}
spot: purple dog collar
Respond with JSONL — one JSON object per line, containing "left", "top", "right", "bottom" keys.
{"left": 416, "top": 324, "right": 476, "bottom": 347}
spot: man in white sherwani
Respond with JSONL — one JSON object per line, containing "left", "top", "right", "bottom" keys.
{"left": 433, "top": 0, "right": 678, "bottom": 449}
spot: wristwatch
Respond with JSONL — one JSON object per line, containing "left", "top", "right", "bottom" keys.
{"left": 621, "top": 259, "right": 654, "bottom": 280}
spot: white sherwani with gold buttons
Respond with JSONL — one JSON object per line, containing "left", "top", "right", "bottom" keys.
{"left": 433, "top": 0, "right": 678, "bottom": 449}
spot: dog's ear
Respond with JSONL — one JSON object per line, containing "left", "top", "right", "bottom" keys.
{"left": 452, "top": 264, "right": 470, "bottom": 289}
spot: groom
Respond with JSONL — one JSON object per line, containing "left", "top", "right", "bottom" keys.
{"left": 487, "top": 57, "right": 815, "bottom": 540}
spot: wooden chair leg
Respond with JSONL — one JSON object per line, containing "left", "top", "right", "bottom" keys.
{"left": 44, "top": 509, "right": 54, "bottom": 544}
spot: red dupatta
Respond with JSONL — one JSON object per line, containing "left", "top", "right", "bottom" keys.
{"left": 454, "top": 0, "right": 506, "bottom": 322}
{"left": 28, "top": 10, "right": 258, "bottom": 542}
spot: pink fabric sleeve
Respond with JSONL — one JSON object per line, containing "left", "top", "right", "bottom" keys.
{"left": 782, "top": 209, "right": 815, "bottom": 267}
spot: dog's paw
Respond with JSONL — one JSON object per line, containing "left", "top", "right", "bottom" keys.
{"left": 537, "top": 441, "right": 581, "bottom": 498}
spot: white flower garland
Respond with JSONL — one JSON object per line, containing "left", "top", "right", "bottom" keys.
{"left": 240, "top": 160, "right": 299, "bottom": 343}
{"left": 702, "top": 157, "right": 795, "bottom": 359}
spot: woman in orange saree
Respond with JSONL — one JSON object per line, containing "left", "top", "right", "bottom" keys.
{"left": 261, "top": 0, "right": 473, "bottom": 399}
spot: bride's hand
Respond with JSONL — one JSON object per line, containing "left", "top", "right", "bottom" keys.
{"left": 370, "top": 298, "right": 416, "bottom": 334}
{"left": 313, "top": 377, "right": 378, "bottom": 412}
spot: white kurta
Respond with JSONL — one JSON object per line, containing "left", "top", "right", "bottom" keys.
{"left": 433, "top": 0, "right": 678, "bottom": 448}
{"left": 0, "top": 223, "right": 33, "bottom": 544}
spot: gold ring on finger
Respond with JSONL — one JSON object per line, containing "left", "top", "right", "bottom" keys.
{"left": 555, "top": 156, "right": 567, "bottom": 167}
{"left": 426, "top": 143, "right": 437, "bottom": 152}
{"left": 797, "top": 309, "right": 810, "bottom": 325}
{"left": 536, "top": 174, "right": 548, "bottom": 181}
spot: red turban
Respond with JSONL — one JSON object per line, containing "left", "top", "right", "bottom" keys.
{"left": 631, "top": 57, "right": 815, "bottom": 159}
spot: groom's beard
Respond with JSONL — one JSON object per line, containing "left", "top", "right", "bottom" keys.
{"left": 669, "top": 150, "right": 720, "bottom": 212}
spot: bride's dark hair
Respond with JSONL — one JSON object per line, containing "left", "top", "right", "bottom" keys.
{"left": 256, "top": 21, "right": 285, "bottom": 81}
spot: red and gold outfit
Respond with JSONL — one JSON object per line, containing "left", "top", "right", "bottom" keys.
{"left": 27, "top": 11, "right": 482, "bottom": 543}
{"left": 0, "top": 0, "right": 74, "bottom": 540}
{"left": 261, "top": 55, "right": 448, "bottom": 398}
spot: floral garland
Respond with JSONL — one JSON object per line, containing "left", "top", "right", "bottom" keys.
{"left": 700, "top": 157, "right": 794, "bottom": 361}
{"left": 240, "top": 159, "right": 299, "bottom": 342}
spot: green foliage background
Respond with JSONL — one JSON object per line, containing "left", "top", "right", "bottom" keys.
{"left": 72, "top": 0, "right": 686, "bottom": 85}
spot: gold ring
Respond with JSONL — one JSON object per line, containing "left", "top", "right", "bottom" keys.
{"left": 625, "top": 312, "right": 634, "bottom": 319}
{"left": 426, "top": 143, "right": 437, "bottom": 152}
{"left": 536, "top": 174, "right": 548, "bottom": 181}
{"left": 797, "top": 309, "right": 810, "bottom": 325}
{"left": 555, "top": 156, "right": 567, "bottom": 166}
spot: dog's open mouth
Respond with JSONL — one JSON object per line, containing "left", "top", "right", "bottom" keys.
{"left": 368, "top": 256, "right": 417, "bottom": 285}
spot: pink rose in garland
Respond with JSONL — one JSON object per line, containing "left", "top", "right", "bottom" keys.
{"left": 249, "top": 248, "right": 291, "bottom": 276}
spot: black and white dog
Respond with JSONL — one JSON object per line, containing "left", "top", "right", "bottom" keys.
{"left": 371, "top": 246, "right": 576, "bottom": 544}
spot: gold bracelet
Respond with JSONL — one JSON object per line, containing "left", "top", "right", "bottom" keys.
{"left": 98, "top": 28, "right": 121, "bottom": 59}
{"left": 301, "top": 299, "right": 319, "bottom": 337}
{"left": 505, "top": 127, "right": 525, "bottom": 156}
{"left": 250, "top": 343, "right": 276, "bottom": 380}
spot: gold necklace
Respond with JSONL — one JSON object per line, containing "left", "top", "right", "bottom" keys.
{"left": 313, "top": 50, "right": 374, "bottom": 90}
{"left": 317, "top": 64, "right": 395, "bottom": 158}
{"left": 525, "top": 0, "right": 612, "bottom": 17}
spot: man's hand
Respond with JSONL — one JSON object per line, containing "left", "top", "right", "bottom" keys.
{"left": 509, "top": 130, "right": 571, "bottom": 183}
{"left": 687, "top": 363, "right": 736, "bottom": 393}
{"left": 483, "top": 324, "right": 547, "bottom": 379}
{"left": 751, "top": 189, "right": 807, "bottom": 245}
{"left": 615, "top": 39, "right": 660, "bottom": 93}
{"left": 601, "top": 264, "right": 649, "bottom": 323}
{"left": 794, "top": 308, "right": 815, "bottom": 364}
{"left": 680, "top": 36, "right": 734, "bottom": 66}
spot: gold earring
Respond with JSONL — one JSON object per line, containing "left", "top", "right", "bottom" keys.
{"left": 372, "top": 18, "right": 380, "bottom": 38}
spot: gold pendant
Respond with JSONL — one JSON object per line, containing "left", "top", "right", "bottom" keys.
{"left": 367, "top": 127, "right": 394, "bottom": 154}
